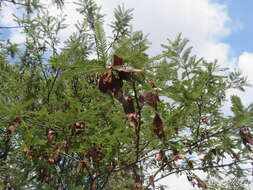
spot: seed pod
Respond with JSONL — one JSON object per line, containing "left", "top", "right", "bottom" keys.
{"left": 240, "top": 126, "right": 253, "bottom": 145}
{"left": 153, "top": 114, "right": 165, "bottom": 139}
{"left": 47, "top": 129, "right": 55, "bottom": 145}
{"left": 139, "top": 92, "right": 160, "bottom": 110}
{"left": 99, "top": 72, "right": 123, "bottom": 93}
{"left": 112, "top": 54, "right": 124, "bottom": 66}
{"left": 8, "top": 117, "right": 21, "bottom": 136}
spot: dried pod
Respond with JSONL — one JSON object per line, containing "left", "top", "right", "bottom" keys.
{"left": 112, "top": 54, "right": 124, "bottom": 66}
{"left": 240, "top": 126, "right": 253, "bottom": 145}
{"left": 76, "top": 161, "right": 86, "bottom": 176}
{"left": 117, "top": 66, "right": 143, "bottom": 73}
{"left": 139, "top": 92, "right": 160, "bottom": 110}
{"left": 118, "top": 71, "right": 131, "bottom": 81}
{"left": 153, "top": 114, "right": 165, "bottom": 139}
{"left": 99, "top": 72, "right": 123, "bottom": 93}
{"left": 92, "top": 181, "right": 97, "bottom": 190}
{"left": 24, "top": 145, "right": 33, "bottom": 158}
{"left": 197, "top": 178, "right": 207, "bottom": 189}
{"left": 48, "top": 147, "right": 61, "bottom": 165}
{"left": 173, "top": 153, "right": 185, "bottom": 160}
{"left": 149, "top": 176, "right": 155, "bottom": 188}
{"left": 47, "top": 129, "right": 55, "bottom": 145}
{"left": 188, "top": 160, "right": 194, "bottom": 168}
{"left": 8, "top": 117, "right": 21, "bottom": 136}
{"left": 85, "top": 148, "right": 104, "bottom": 160}
{"left": 155, "top": 150, "right": 166, "bottom": 165}
{"left": 127, "top": 113, "right": 139, "bottom": 128}
{"left": 70, "top": 122, "right": 86, "bottom": 136}
{"left": 56, "top": 141, "right": 68, "bottom": 149}
{"left": 133, "top": 175, "right": 142, "bottom": 189}
{"left": 122, "top": 96, "right": 135, "bottom": 114}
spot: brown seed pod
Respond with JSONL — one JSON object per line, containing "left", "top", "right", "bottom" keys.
{"left": 139, "top": 92, "right": 160, "bottom": 110}
{"left": 127, "top": 113, "right": 139, "bottom": 128}
{"left": 112, "top": 54, "right": 124, "bottom": 66}
{"left": 155, "top": 150, "right": 166, "bottom": 165}
{"left": 7, "top": 117, "right": 21, "bottom": 136}
{"left": 117, "top": 66, "right": 143, "bottom": 73}
{"left": 197, "top": 178, "right": 207, "bottom": 189}
{"left": 122, "top": 96, "right": 135, "bottom": 114}
{"left": 47, "top": 129, "right": 55, "bottom": 145}
{"left": 99, "top": 71, "right": 123, "bottom": 93}
{"left": 240, "top": 126, "right": 253, "bottom": 145}
{"left": 153, "top": 114, "right": 165, "bottom": 139}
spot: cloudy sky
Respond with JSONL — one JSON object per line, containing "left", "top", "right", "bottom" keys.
{"left": 1, "top": 0, "right": 253, "bottom": 189}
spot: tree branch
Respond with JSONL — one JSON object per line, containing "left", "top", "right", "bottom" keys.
{"left": 154, "top": 161, "right": 238, "bottom": 183}
{"left": 1, "top": 0, "right": 28, "bottom": 7}
{"left": 0, "top": 26, "right": 23, "bottom": 29}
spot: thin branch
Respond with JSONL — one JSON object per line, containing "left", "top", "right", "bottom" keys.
{"left": 132, "top": 81, "right": 142, "bottom": 163}
{"left": 47, "top": 69, "right": 60, "bottom": 104}
{"left": 1, "top": 0, "right": 28, "bottom": 7}
{"left": 187, "top": 125, "right": 240, "bottom": 150}
{"left": 105, "top": 32, "right": 119, "bottom": 55}
{"left": 0, "top": 26, "right": 23, "bottom": 29}
{"left": 154, "top": 161, "right": 238, "bottom": 183}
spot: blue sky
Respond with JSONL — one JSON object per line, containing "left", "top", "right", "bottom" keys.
{"left": 213, "top": 0, "right": 253, "bottom": 56}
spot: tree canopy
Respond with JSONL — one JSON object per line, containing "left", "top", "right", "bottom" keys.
{"left": 0, "top": 0, "right": 252, "bottom": 189}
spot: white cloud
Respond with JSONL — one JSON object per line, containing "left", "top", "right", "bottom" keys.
{"left": 238, "top": 52, "right": 253, "bottom": 85}
{"left": 9, "top": 29, "right": 26, "bottom": 44}
{"left": 0, "top": 3, "right": 17, "bottom": 26}
{"left": 227, "top": 52, "right": 253, "bottom": 107}
{"left": 1, "top": 0, "right": 237, "bottom": 66}
{"left": 98, "top": 0, "right": 233, "bottom": 62}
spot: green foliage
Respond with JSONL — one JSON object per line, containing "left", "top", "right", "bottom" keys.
{"left": 110, "top": 5, "right": 134, "bottom": 36}
{"left": 0, "top": 1, "right": 252, "bottom": 190}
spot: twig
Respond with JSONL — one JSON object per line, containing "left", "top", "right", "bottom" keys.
{"left": 1, "top": 0, "right": 28, "bottom": 7}
{"left": 132, "top": 81, "right": 142, "bottom": 162}
{"left": 0, "top": 26, "right": 23, "bottom": 29}
{"left": 154, "top": 161, "right": 238, "bottom": 182}
{"left": 47, "top": 69, "right": 60, "bottom": 103}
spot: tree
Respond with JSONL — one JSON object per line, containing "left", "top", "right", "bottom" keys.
{"left": 0, "top": 0, "right": 252, "bottom": 189}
